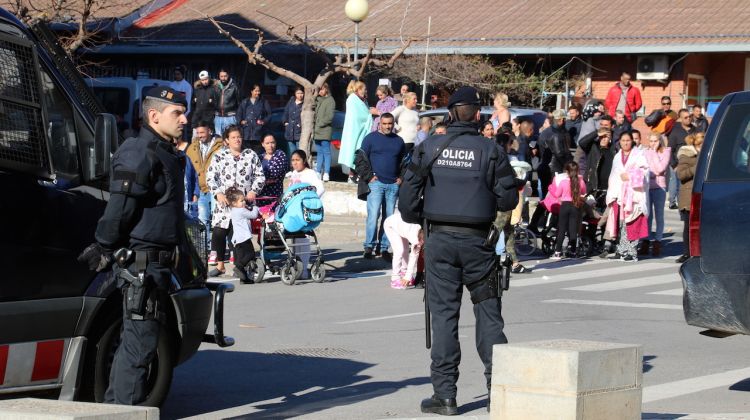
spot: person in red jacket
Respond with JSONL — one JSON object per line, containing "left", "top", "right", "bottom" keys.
{"left": 605, "top": 71, "right": 643, "bottom": 123}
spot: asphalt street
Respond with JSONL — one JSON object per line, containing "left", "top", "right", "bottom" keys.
{"left": 160, "top": 208, "right": 750, "bottom": 419}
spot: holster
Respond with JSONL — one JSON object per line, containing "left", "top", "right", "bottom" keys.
{"left": 115, "top": 249, "right": 163, "bottom": 321}
{"left": 466, "top": 254, "right": 511, "bottom": 304}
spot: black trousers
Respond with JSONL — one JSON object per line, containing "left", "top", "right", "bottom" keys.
{"left": 555, "top": 202, "right": 582, "bottom": 253}
{"left": 234, "top": 238, "right": 256, "bottom": 269}
{"left": 105, "top": 261, "right": 169, "bottom": 405}
{"left": 211, "top": 222, "right": 234, "bottom": 260}
{"left": 425, "top": 230, "right": 507, "bottom": 399}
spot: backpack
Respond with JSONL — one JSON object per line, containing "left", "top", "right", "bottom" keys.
{"left": 275, "top": 183, "right": 324, "bottom": 232}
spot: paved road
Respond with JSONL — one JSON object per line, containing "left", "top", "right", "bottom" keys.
{"left": 161, "top": 208, "right": 750, "bottom": 419}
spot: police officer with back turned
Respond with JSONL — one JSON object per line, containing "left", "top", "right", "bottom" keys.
{"left": 77, "top": 86, "right": 188, "bottom": 405}
{"left": 399, "top": 86, "right": 522, "bottom": 415}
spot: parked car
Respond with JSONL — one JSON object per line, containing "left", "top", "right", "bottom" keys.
{"left": 419, "top": 106, "right": 549, "bottom": 134}
{"left": 680, "top": 90, "right": 750, "bottom": 337}
{"left": 85, "top": 77, "right": 172, "bottom": 136}
{"left": 266, "top": 107, "right": 345, "bottom": 166}
{"left": 0, "top": 9, "right": 232, "bottom": 406}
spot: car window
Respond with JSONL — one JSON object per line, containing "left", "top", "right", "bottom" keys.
{"left": 706, "top": 102, "right": 750, "bottom": 181}
{"left": 93, "top": 87, "right": 129, "bottom": 118}
{"left": 39, "top": 66, "right": 79, "bottom": 178}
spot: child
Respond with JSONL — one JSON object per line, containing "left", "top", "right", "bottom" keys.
{"left": 551, "top": 161, "right": 587, "bottom": 259}
{"left": 384, "top": 210, "right": 423, "bottom": 289}
{"left": 226, "top": 187, "right": 259, "bottom": 283}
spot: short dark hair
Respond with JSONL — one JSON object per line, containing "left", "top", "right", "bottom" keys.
{"left": 194, "top": 120, "right": 212, "bottom": 129}
{"left": 661, "top": 96, "right": 672, "bottom": 102}
{"left": 380, "top": 112, "right": 395, "bottom": 121}
{"left": 225, "top": 186, "right": 245, "bottom": 204}
{"left": 434, "top": 122, "right": 447, "bottom": 130}
{"left": 218, "top": 68, "right": 229, "bottom": 75}
{"left": 291, "top": 149, "right": 310, "bottom": 168}
{"left": 568, "top": 104, "right": 580, "bottom": 112}
{"left": 631, "top": 128, "right": 641, "bottom": 137}
{"left": 678, "top": 108, "right": 690, "bottom": 117}
{"left": 693, "top": 104, "right": 702, "bottom": 110}
{"left": 621, "top": 71, "right": 631, "bottom": 77}
{"left": 600, "top": 115, "right": 614, "bottom": 123}
{"left": 451, "top": 104, "right": 480, "bottom": 122}
{"left": 222, "top": 124, "right": 242, "bottom": 140}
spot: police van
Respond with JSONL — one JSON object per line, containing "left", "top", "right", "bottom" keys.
{"left": 0, "top": 9, "right": 232, "bottom": 406}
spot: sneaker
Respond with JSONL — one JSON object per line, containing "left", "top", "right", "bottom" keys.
{"left": 511, "top": 264, "right": 531, "bottom": 274}
{"left": 363, "top": 247, "right": 374, "bottom": 259}
{"left": 598, "top": 250, "right": 610, "bottom": 259}
{"left": 551, "top": 252, "right": 563, "bottom": 260}
{"left": 208, "top": 268, "right": 225, "bottom": 277}
{"left": 208, "top": 251, "right": 218, "bottom": 266}
{"left": 620, "top": 255, "right": 637, "bottom": 262}
{"left": 390, "top": 279, "right": 406, "bottom": 289}
{"left": 323, "top": 173, "right": 330, "bottom": 182}
{"left": 608, "top": 252, "right": 623, "bottom": 260}
{"left": 669, "top": 203, "right": 678, "bottom": 210}
{"left": 381, "top": 251, "right": 393, "bottom": 262}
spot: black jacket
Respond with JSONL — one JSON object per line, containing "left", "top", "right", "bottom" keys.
{"left": 216, "top": 78, "right": 240, "bottom": 116}
{"left": 192, "top": 80, "right": 217, "bottom": 127}
{"left": 668, "top": 124, "right": 695, "bottom": 168}
{"left": 580, "top": 133, "right": 616, "bottom": 192}
{"left": 566, "top": 117, "right": 583, "bottom": 146}
{"left": 612, "top": 121, "right": 632, "bottom": 146}
{"left": 238, "top": 97, "right": 272, "bottom": 142}
{"left": 540, "top": 122, "right": 572, "bottom": 174}
{"left": 354, "top": 149, "right": 374, "bottom": 201}
{"left": 692, "top": 116, "right": 709, "bottom": 133}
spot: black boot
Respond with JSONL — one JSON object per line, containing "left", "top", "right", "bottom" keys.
{"left": 420, "top": 395, "right": 458, "bottom": 416}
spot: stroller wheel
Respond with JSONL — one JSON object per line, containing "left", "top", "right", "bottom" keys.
{"left": 252, "top": 258, "right": 266, "bottom": 283}
{"left": 280, "top": 262, "right": 297, "bottom": 285}
{"left": 311, "top": 261, "right": 326, "bottom": 283}
{"left": 578, "top": 236, "right": 594, "bottom": 258}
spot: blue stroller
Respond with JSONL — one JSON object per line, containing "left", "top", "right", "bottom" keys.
{"left": 252, "top": 183, "right": 326, "bottom": 285}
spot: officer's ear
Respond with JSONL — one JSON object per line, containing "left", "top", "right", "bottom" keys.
{"left": 474, "top": 109, "right": 481, "bottom": 122}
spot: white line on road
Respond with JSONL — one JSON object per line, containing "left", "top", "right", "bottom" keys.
{"left": 336, "top": 312, "right": 424, "bottom": 324}
{"left": 515, "top": 263, "right": 674, "bottom": 288}
{"left": 644, "top": 367, "right": 750, "bottom": 403}
{"left": 543, "top": 299, "right": 682, "bottom": 310}
{"left": 649, "top": 288, "right": 684, "bottom": 296}
{"left": 564, "top": 274, "right": 679, "bottom": 292}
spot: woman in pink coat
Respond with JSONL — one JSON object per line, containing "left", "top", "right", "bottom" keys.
{"left": 641, "top": 132, "right": 671, "bottom": 257}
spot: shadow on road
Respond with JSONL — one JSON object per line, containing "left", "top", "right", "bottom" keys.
{"left": 161, "top": 349, "right": 428, "bottom": 419}
{"left": 643, "top": 355, "right": 657, "bottom": 373}
{"left": 729, "top": 377, "right": 750, "bottom": 392}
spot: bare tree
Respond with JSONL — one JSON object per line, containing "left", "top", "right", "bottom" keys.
{"left": 204, "top": 12, "right": 413, "bottom": 158}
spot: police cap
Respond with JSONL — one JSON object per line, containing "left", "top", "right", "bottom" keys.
{"left": 144, "top": 86, "right": 188, "bottom": 108}
{"left": 447, "top": 86, "right": 481, "bottom": 108}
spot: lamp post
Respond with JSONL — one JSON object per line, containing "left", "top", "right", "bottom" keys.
{"left": 345, "top": 0, "right": 369, "bottom": 75}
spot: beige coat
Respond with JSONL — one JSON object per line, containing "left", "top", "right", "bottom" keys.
{"left": 186, "top": 139, "right": 224, "bottom": 193}
{"left": 675, "top": 145, "right": 699, "bottom": 211}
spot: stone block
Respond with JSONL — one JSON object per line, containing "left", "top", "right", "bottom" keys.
{"left": 490, "top": 339, "right": 642, "bottom": 420}
{"left": 0, "top": 398, "right": 158, "bottom": 420}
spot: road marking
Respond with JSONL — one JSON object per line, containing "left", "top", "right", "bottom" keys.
{"left": 529, "top": 257, "right": 612, "bottom": 271}
{"left": 330, "top": 271, "right": 387, "bottom": 279}
{"left": 564, "top": 274, "right": 679, "bottom": 292}
{"left": 543, "top": 299, "right": 682, "bottom": 310}
{"left": 649, "top": 288, "right": 684, "bottom": 296}
{"left": 336, "top": 312, "right": 424, "bottom": 324}
{"left": 643, "top": 367, "right": 750, "bottom": 403}
{"left": 515, "top": 263, "right": 674, "bottom": 288}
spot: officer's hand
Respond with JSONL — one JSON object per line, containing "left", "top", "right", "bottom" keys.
{"left": 77, "top": 243, "right": 114, "bottom": 272}
{"left": 246, "top": 191, "right": 257, "bottom": 202}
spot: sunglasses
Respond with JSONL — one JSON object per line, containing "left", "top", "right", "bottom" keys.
{"left": 662, "top": 102, "right": 671, "bottom": 105}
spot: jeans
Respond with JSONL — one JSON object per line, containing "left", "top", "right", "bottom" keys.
{"left": 495, "top": 231, "right": 506, "bottom": 255}
{"left": 364, "top": 180, "right": 399, "bottom": 252}
{"left": 214, "top": 115, "right": 237, "bottom": 138}
{"left": 197, "top": 191, "right": 212, "bottom": 228}
{"left": 668, "top": 166, "right": 679, "bottom": 206}
{"left": 315, "top": 139, "right": 331, "bottom": 175}
{"left": 648, "top": 187, "right": 667, "bottom": 241}
{"left": 287, "top": 141, "right": 299, "bottom": 155}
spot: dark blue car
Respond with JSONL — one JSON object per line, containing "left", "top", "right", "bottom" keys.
{"left": 680, "top": 90, "right": 750, "bottom": 336}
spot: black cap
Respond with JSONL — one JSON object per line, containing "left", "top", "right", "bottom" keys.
{"left": 447, "top": 86, "right": 481, "bottom": 108}
{"left": 144, "top": 86, "right": 187, "bottom": 107}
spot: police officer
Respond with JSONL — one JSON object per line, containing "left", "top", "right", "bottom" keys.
{"left": 399, "top": 86, "right": 521, "bottom": 415}
{"left": 77, "top": 86, "right": 188, "bottom": 405}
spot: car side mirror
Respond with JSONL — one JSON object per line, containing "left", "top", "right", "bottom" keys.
{"left": 93, "top": 113, "right": 118, "bottom": 179}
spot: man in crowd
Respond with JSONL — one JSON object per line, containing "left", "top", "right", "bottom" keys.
{"left": 612, "top": 110, "right": 631, "bottom": 146}
{"left": 357, "top": 113, "right": 405, "bottom": 261}
{"left": 691, "top": 104, "right": 709, "bottom": 133}
{"left": 186, "top": 121, "right": 223, "bottom": 229}
{"left": 170, "top": 65, "right": 193, "bottom": 140}
{"left": 605, "top": 71, "right": 642, "bottom": 123}
{"left": 566, "top": 104, "right": 583, "bottom": 147}
{"left": 214, "top": 69, "right": 240, "bottom": 137}
{"left": 543, "top": 109, "right": 573, "bottom": 175}
{"left": 653, "top": 96, "right": 677, "bottom": 135}
{"left": 668, "top": 109, "right": 696, "bottom": 209}
{"left": 192, "top": 71, "right": 217, "bottom": 134}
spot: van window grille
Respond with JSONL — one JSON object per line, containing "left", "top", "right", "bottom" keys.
{"left": 0, "top": 33, "right": 49, "bottom": 176}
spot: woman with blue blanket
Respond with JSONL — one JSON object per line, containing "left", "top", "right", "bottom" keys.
{"left": 338, "top": 80, "right": 371, "bottom": 184}
{"left": 287, "top": 150, "right": 324, "bottom": 279}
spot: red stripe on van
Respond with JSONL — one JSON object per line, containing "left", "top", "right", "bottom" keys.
{"left": 0, "top": 345, "right": 8, "bottom": 385}
{"left": 31, "top": 340, "right": 64, "bottom": 382}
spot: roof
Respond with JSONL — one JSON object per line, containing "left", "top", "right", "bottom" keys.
{"left": 58, "top": 0, "right": 750, "bottom": 54}
{"left": 0, "top": 0, "right": 152, "bottom": 21}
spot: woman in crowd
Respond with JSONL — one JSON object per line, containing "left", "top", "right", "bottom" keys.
{"left": 370, "top": 85, "right": 397, "bottom": 132}
{"left": 642, "top": 132, "right": 671, "bottom": 257}
{"left": 490, "top": 92, "right": 511, "bottom": 132}
{"left": 551, "top": 161, "right": 587, "bottom": 259}
{"left": 391, "top": 92, "right": 420, "bottom": 153}
{"left": 238, "top": 84, "right": 272, "bottom": 153}
{"left": 258, "top": 133, "right": 288, "bottom": 199}
{"left": 282, "top": 86, "right": 304, "bottom": 153}
{"left": 675, "top": 133, "right": 703, "bottom": 263}
{"left": 206, "top": 125, "right": 265, "bottom": 276}
{"left": 314, "top": 82, "right": 335, "bottom": 182}
{"left": 288, "top": 150, "right": 325, "bottom": 279}
{"left": 481, "top": 121, "right": 495, "bottom": 139}
{"left": 604, "top": 131, "right": 650, "bottom": 262}
{"left": 339, "top": 80, "right": 371, "bottom": 184}
{"left": 516, "top": 120, "right": 535, "bottom": 164}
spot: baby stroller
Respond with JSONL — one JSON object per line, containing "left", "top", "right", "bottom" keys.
{"left": 251, "top": 183, "right": 326, "bottom": 285}
{"left": 539, "top": 186, "right": 606, "bottom": 258}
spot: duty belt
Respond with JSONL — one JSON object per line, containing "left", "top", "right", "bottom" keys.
{"left": 136, "top": 249, "right": 175, "bottom": 267}
{"left": 430, "top": 223, "right": 490, "bottom": 238}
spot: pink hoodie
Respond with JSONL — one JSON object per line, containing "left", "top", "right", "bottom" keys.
{"left": 551, "top": 174, "right": 587, "bottom": 203}
{"left": 645, "top": 147, "right": 671, "bottom": 190}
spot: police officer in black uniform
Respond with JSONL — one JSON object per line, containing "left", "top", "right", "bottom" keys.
{"left": 399, "top": 86, "right": 521, "bottom": 415}
{"left": 78, "top": 86, "right": 188, "bottom": 405}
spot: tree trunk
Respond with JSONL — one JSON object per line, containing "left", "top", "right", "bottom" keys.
{"left": 299, "top": 87, "right": 316, "bottom": 163}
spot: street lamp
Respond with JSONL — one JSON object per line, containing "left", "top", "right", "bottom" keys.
{"left": 345, "top": 0, "right": 369, "bottom": 71}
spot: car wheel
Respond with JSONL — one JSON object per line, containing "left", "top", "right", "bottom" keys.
{"left": 93, "top": 317, "right": 175, "bottom": 407}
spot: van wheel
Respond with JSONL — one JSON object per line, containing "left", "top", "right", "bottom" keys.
{"left": 93, "top": 318, "right": 175, "bottom": 407}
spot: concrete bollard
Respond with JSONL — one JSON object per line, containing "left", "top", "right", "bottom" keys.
{"left": 0, "top": 398, "right": 158, "bottom": 420}
{"left": 490, "top": 339, "right": 642, "bottom": 420}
